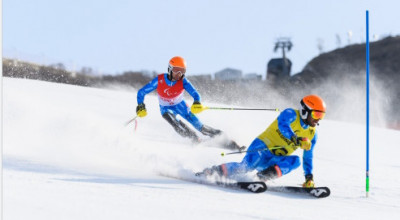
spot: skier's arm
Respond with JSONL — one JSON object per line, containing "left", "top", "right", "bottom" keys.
{"left": 277, "top": 108, "right": 297, "bottom": 139}
{"left": 182, "top": 78, "right": 201, "bottom": 102}
{"left": 137, "top": 77, "right": 158, "bottom": 104}
{"left": 303, "top": 132, "right": 317, "bottom": 175}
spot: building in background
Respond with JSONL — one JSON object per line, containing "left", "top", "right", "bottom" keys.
{"left": 214, "top": 68, "right": 242, "bottom": 81}
{"left": 243, "top": 73, "right": 262, "bottom": 81}
{"left": 267, "top": 38, "right": 293, "bottom": 81}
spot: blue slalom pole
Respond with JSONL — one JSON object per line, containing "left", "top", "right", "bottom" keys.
{"left": 366, "top": 10, "right": 370, "bottom": 198}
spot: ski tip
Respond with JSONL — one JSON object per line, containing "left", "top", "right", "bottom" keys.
{"left": 267, "top": 186, "right": 330, "bottom": 198}
{"left": 309, "top": 187, "right": 330, "bottom": 198}
{"left": 237, "top": 181, "right": 267, "bottom": 193}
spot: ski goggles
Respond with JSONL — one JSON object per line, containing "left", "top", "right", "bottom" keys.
{"left": 311, "top": 110, "right": 325, "bottom": 120}
{"left": 171, "top": 66, "right": 186, "bottom": 75}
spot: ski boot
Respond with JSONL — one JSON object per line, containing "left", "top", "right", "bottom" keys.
{"left": 223, "top": 140, "right": 247, "bottom": 152}
{"left": 200, "top": 125, "right": 222, "bottom": 137}
{"left": 302, "top": 174, "right": 315, "bottom": 188}
{"left": 239, "top": 146, "right": 247, "bottom": 152}
{"left": 195, "top": 165, "right": 228, "bottom": 177}
{"left": 256, "top": 165, "right": 282, "bottom": 181}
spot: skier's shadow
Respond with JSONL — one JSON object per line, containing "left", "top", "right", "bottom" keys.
{"left": 3, "top": 157, "right": 181, "bottom": 189}
{"left": 264, "top": 190, "right": 317, "bottom": 199}
{"left": 56, "top": 176, "right": 181, "bottom": 190}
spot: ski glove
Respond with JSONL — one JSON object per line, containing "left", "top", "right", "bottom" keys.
{"left": 136, "top": 103, "right": 147, "bottom": 118}
{"left": 191, "top": 101, "right": 205, "bottom": 114}
{"left": 291, "top": 136, "right": 311, "bottom": 151}
{"left": 303, "top": 174, "right": 315, "bottom": 188}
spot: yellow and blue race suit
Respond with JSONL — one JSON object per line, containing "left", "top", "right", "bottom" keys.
{"left": 220, "top": 108, "right": 317, "bottom": 177}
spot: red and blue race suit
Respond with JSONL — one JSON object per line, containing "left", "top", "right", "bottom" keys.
{"left": 137, "top": 73, "right": 203, "bottom": 131}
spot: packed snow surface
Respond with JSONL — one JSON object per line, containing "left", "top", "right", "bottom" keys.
{"left": 3, "top": 78, "right": 400, "bottom": 219}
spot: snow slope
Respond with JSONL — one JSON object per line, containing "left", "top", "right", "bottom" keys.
{"left": 3, "top": 78, "right": 400, "bottom": 220}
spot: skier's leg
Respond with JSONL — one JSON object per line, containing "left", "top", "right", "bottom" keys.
{"left": 174, "top": 101, "right": 221, "bottom": 136}
{"left": 273, "top": 155, "right": 301, "bottom": 175}
{"left": 256, "top": 155, "right": 300, "bottom": 180}
{"left": 199, "top": 124, "right": 222, "bottom": 137}
{"left": 221, "top": 139, "right": 246, "bottom": 151}
{"left": 175, "top": 101, "right": 243, "bottom": 150}
{"left": 174, "top": 101, "right": 204, "bottom": 131}
{"left": 202, "top": 126, "right": 245, "bottom": 151}
{"left": 162, "top": 112, "right": 200, "bottom": 142}
{"left": 256, "top": 165, "right": 283, "bottom": 181}
{"left": 202, "top": 139, "right": 265, "bottom": 177}
{"left": 176, "top": 119, "right": 201, "bottom": 142}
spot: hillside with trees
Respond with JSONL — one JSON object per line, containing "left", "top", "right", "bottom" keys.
{"left": 3, "top": 36, "right": 399, "bottom": 129}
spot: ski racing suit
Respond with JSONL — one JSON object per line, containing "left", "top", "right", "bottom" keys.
{"left": 219, "top": 108, "right": 317, "bottom": 177}
{"left": 137, "top": 73, "right": 215, "bottom": 140}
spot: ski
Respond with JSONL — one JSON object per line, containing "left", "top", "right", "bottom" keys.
{"left": 160, "top": 172, "right": 267, "bottom": 193}
{"left": 216, "top": 181, "right": 267, "bottom": 193}
{"left": 267, "top": 186, "right": 330, "bottom": 198}
{"left": 192, "top": 172, "right": 267, "bottom": 193}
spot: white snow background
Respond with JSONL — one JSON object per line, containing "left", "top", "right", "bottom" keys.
{"left": 3, "top": 77, "right": 400, "bottom": 220}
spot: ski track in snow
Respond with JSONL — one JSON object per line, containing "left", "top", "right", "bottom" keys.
{"left": 3, "top": 78, "right": 400, "bottom": 220}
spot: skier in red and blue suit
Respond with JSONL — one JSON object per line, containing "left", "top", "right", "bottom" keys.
{"left": 136, "top": 56, "right": 243, "bottom": 150}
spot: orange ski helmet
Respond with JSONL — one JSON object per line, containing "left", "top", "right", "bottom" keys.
{"left": 168, "top": 56, "right": 187, "bottom": 79}
{"left": 300, "top": 95, "right": 326, "bottom": 121}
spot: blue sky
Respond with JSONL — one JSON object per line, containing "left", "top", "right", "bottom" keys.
{"left": 3, "top": 0, "right": 400, "bottom": 77}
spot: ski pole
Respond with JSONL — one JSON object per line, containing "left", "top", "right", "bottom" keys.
{"left": 221, "top": 145, "right": 295, "bottom": 157}
{"left": 221, "top": 148, "right": 268, "bottom": 156}
{"left": 125, "top": 116, "right": 138, "bottom": 127}
{"left": 206, "top": 106, "right": 279, "bottom": 112}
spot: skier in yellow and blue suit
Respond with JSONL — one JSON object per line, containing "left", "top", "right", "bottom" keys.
{"left": 135, "top": 56, "right": 243, "bottom": 151}
{"left": 199, "top": 95, "right": 326, "bottom": 188}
